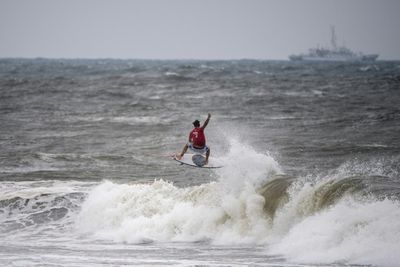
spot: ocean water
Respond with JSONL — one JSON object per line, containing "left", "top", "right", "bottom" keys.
{"left": 0, "top": 58, "right": 400, "bottom": 267}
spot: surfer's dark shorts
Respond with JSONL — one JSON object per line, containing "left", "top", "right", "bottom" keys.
{"left": 188, "top": 143, "right": 209, "bottom": 154}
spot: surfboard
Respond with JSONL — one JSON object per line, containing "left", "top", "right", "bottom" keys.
{"left": 173, "top": 153, "right": 222, "bottom": 169}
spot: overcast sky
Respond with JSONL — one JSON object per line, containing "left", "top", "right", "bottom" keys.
{"left": 1, "top": 0, "right": 399, "bottom": 60}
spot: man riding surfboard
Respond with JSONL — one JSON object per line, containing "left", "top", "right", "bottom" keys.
{"left": 177, "top": 113, "right": 211, "bottom": 165}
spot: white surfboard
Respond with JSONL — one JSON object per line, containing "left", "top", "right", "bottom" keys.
{"left": 173, "top": 153, "right": 223, "bottom": 169}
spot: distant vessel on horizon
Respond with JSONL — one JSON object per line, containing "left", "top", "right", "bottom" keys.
{"left": 289, "top": 26, "right": 378, "bottom": 62}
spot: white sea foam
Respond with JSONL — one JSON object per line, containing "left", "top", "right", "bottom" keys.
{"left": 112, "top": 116, "right": 164, "bottom": 125}
{"left": 77, "top": 140, "right": 400, "bottom": 266}
{"left": 0, "top": 162, "right": 59, "bottom": 174}
{"left": 270, "top": 197, "right": 400, "bottom": 267}
{"left": 164, "top": 71, "right": 180, "bottom": 77}
{"left": 77, "top": 140, "right": 280, "bottom": 244}
{"left": 1, "top": 181, "right": 75, "bottom": 200}
{"left": 77, "top": 179, "right": 272, "bottom": 244}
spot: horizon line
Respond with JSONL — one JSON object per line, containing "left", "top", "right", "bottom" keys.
{"left": 0, "top": 57, "right": 398, "bottom": 62}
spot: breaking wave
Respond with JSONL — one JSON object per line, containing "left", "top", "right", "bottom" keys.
{"left": 0, "top": 181, "right": 87, "bottom": 233}
{"left": 77, "top": 140, "right": 400, "bottom": 266}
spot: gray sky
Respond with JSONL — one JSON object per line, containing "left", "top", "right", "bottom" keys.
{"left": 1, "top": 0, "right": 399, "bottom": 60}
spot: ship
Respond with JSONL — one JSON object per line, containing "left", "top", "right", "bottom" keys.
{"left": 289, "top": 26, "right": 378, "bottom": 62}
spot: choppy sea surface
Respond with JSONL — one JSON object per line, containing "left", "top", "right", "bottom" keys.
{"left": 1, "top": 58, "right": 400, "bottom": 267}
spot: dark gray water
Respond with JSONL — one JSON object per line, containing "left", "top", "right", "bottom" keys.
{"left": 1, "top": 59, "right": 400, "bottom": 266}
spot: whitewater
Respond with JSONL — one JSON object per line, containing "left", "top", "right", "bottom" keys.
{"left": 76, "top": 141, "right": 400, "bottom": 266}
{"left": 1, "top": 59, "right": 400, "bottom": 266}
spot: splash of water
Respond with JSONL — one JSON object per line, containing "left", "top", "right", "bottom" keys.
{"left": 77, "top": 140, "right": 400, "bottom": 266}
{"left": 77, "top": 139, "right": 281, "bottom": 243}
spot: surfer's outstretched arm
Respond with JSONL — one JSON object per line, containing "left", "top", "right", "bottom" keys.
{"left": 177, "top": 144, "right": 188, "bottom": 160}
{"left": 201, "top": 113, "right": 211, "bottom": 129}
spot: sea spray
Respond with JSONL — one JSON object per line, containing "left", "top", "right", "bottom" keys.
{"left": 77, "top": 140, "right": 281, "bottom": 244}
{"left": 216, "top": 138, "right": 282, "bottom": 194}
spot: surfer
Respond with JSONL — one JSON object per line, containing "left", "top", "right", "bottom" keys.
{"left": 177, "top": 113, "right": 211, "bottom": 165}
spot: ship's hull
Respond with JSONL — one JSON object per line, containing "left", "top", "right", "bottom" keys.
{"left": 289, "top": 54, "right": 378, "bottom": 62}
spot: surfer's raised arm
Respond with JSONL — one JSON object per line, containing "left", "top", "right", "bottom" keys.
{"left": 201, "top": 113, "right": 211, "bottom": 129}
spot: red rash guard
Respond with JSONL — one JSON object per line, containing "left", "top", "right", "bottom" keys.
{"left": 189, "top": 127, "right": 206, "bottom": 148}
